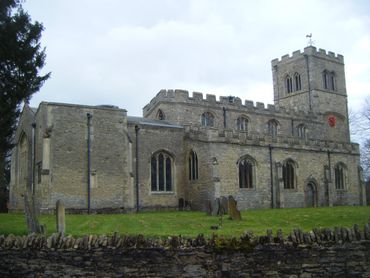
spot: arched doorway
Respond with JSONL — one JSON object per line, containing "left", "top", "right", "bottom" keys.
{"left": 305, "top": 181, "right": 317, "bottom": 207}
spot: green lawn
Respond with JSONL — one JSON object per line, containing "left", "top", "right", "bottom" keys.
{"left": 0, "top": 206, "right": 369, "bottom": 238}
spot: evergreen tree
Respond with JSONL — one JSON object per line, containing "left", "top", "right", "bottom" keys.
{"left": 0, "top": 0, "right": 50, "bottom": 211}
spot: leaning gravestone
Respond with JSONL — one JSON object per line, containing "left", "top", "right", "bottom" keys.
{"left": 56, "top": 200, "right": 65, "bottom": 235}
{"left": 211, "top": 198, "right": 220, "bottom": 216}
{"left": 228, "top": 195, "right": 242, "bottom": 220}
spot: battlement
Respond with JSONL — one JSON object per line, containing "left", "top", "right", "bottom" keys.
{"left": 184, "top": 125, "right": 359, "bottom": 153}
{"left": 271, "top": 46, "right": 344, "bottom": 67}
{"left": 143, "top": 89, "right": 313, "bottom": 118}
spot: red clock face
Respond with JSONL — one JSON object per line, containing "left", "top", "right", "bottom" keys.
{"left": 328, "top": 116, "right": 336, "bottom": 127}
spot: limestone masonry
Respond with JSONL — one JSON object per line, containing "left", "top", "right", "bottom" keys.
{"left": 9, "top": 46, "right": 367, "bottom": 213}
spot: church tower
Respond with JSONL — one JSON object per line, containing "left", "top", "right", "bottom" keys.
{"left": 271, "top": 46, "right": 350, "bottom": 141}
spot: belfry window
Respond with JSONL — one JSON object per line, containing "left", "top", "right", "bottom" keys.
{"left": 297, "top": 124, "right": 306, "bottom": 139}
{"left": 283, "top": 160, "right": 296, "bottom": 189}
{"left": 188, "top": 150, "right": 198, "bottom": 180}
{"left": 285, "top": 75, "right": 293, "bottom": 93}
{"left": 239, "top": 156, "right": 255, "bottom": 189}
{"left": 268, "top": 120, "right": 278, "bottom": 138}
{"left": 323, "top": 70, "right": 336, "bottom": 91}
{"left": 151, "top": 151, "right": 173, "bottom": 192}
{"left": 201, "top": 112, "right": 214, "bottom": 127}
{"left": 236, "top": 116, "right": 248, "bottom": 131}
{"left": 294, "top": 73, "right": 301, "bottom": 91}
{"left": 334, "top": 162, "right": 346, "bottom": 190}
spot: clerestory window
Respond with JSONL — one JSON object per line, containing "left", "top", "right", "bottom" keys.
{"left": 297, "top": 124, "right": 306, "bottom": 139}
{"left": 201, "top": 112, "right": 214, "bottom": 127}
{"left": 156, "top": 109, "right": 165, "bottom": 120}
{"left": 268, "top": 120, "right": 278, "bottom": 138}
{"left": 236, "top": 116, "right": 248, "bottom": 132}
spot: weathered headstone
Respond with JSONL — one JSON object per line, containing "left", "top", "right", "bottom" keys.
{"left": 220, "top": 196, "right": 228, "bottom": 215}
{"left": 178, "top": 198, "right": 184, "bottom": 211}
{"left": 228, "top": 195, "right": 242, "bottom": 220}
{"left": 365, "top": 224, "right": 370, "bottom": 240}
{"left": 184, "top": 200, "right": 191, "bottom": 211}
{"left": 56, "top": 200, "right": 65, "bottom": 235}
{"left": 211, "top": 198, "right": 220, "bottom": 216}
{"left": 206, "top": 200, "right": 212, "bottom": 216}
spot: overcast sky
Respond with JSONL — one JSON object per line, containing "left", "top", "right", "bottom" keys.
{"left": 24, "top": 0, "right": 370, "bottom": 117}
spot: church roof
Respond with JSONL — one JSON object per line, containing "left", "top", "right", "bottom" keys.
{"left": 127, "top": 116, "right": 183, "bottom": 129}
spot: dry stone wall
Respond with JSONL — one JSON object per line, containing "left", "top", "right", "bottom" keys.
{"left": 1, "top": 223, "right": 370, "bottom": 277}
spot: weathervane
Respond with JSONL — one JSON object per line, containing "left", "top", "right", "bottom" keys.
{"left": 306, "top": 33, "right": 314, "bottom": 46}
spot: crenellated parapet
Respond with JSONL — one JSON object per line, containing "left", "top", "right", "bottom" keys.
{"left": 183, "top": 124, "right": 359, "bottom": 154}
{"left": 143, "top": 89, "right": 315, "bottom": 119}
{"left": 271, "top": 46, "right": 344, "bottom": 67}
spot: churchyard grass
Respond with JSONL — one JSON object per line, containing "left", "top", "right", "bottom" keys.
{"left": 0, "top": 206, "right": 369, "bottom": 237}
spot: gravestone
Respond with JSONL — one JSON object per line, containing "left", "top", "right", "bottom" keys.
{"left": 220, "top": 196, "right": 228, "bottom": 215}
{"left": 206, "top": 200, "right": 212, "bottom": 216}
{"left": 178, "top": 198, "right": 184, "bottom": 211}
{"left": 184, "top": 200, "right": 191, "bottom": 211}
{"left": 211, "top": 198, "right": 220, "bottom": 216}
{"left": 56, "top": 200, "right": 65, "bottom": 235}
{"left": 228, "top": 195, "right": 242, "bottom": 220}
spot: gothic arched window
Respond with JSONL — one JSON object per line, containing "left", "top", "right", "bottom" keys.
{"left": 236, "top": 116, "right": 248, "bottom": 131}
{"left": 238, "top": 156, "right": 256, "bottom": 189}
{"left": 285, "top": 75, "right": 293, "bottom": 93}
{"left": 323, "top": 70, "right": 336, "bottom": 91}
{"left": 334, "top": 162, "right": 347, "bottom": 190}
{"left": 283, "top": 159, "right": 296, "bottom": 189}
{"left": 156, "top": 109, "right": 165, "bottom": 120}
{"left": 201, "top": 112, "right": 214, "bottom": 127}
{"left": 294, "top": 73, "right": 301, "bottom": 91}
{"left": 151, "top": 151, "right": 173, "bottom": 192}
{"left": 188, "top": 150, "right": 198, "bottom": 180}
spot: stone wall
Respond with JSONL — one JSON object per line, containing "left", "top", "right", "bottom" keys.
{"left": 1, "top": 224, "right": 370, "bottom": 277}
{"left": 10, "top": 102, "right": 133, "bottom": 213}
{"left": 127, "top": 119, "right": 186, "bottom": 210}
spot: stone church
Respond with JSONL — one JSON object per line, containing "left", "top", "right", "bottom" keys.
{"left": 9, "top": 46, "right": 367, "bottom": 213}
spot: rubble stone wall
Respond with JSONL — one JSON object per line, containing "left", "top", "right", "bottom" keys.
{"left": 1, "top": 224, "right": 370, "bottom": 277}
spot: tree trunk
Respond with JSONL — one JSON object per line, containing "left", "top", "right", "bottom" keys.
{"left": 24, "top": 191, "right": 44, "bottom": 234}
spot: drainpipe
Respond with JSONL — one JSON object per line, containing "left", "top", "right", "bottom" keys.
{"left": 291, "top": 119, "right": 294, "bottom": 136}
{"left": 327, "top": 149, "right": 332, "bottom": 207}
{"left": 135, "top": 125, "right": 140, "bottom": 213}
{"left": 269, "top": 144, "right": 274, "bottom": 208}
{"left": 87, "top": 113, "right": 92, "bottom": 214}
{"left": 31, "top": 123, "right": 36, "bottom": 194}
{"left": 327, "top": 150, "right": 331, "bottom": 179}
{"left": 223, "top": 107, "right": 227, "bottom": 128}
{"left": 304, "top": 54, "right": 312, "bottom": 111}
